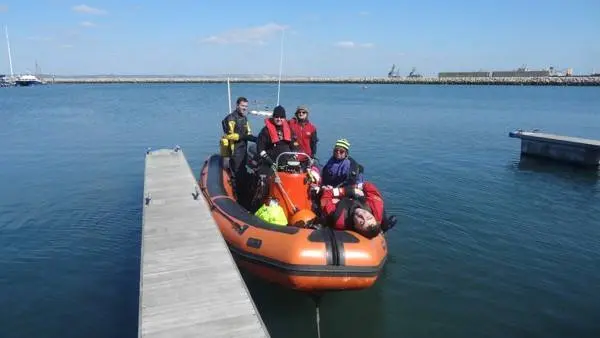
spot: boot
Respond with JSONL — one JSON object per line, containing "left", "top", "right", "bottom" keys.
{"left": 381, "top": 215, "right": 397, "bottom": 233}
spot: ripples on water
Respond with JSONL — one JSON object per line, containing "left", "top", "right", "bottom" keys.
{"left": 0, "top": 84, "right": 599, "bottom": 338}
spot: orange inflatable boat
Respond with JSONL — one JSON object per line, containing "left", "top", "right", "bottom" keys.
{"left": 198, "top": 153, "right": 388, "bottom": 292}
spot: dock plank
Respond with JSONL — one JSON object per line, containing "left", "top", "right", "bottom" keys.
{"left": 140, "top": 148, "right": 269, "bottom": 338}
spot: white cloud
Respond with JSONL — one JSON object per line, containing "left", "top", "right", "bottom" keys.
{"left": 80, "top": 21, "right": 96, "bottom": 27}
{"left": 334, "top": 41, "right": 374, "bottom": 49}
{"left": 0, "top": 4, "right": 8, "bottom": 12}
{"left": 72, "top": 4, "right": 107, "bottom": 15}
{"left": 201, "top": 23, "right": 288, "bottom": 45}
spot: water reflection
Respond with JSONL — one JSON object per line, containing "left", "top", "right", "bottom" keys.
{"left": 512, "top": 155, "right": 599, "bottom": 183}
{"left": 240, "top": 269, "right": 387, "bottom": 338}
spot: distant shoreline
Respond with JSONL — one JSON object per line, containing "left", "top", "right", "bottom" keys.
{"left": 45, "top": 76, "right": 600, "bottom": 86}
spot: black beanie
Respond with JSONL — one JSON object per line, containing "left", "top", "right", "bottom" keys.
{"left": 273, "top": 105, "right": 286, "bottom": 118}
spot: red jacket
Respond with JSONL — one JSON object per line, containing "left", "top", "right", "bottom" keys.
{"left": 320, "top": 182, "right": 384, "bottom": 230}
{"left": 288, "top": 118, "right": 317, "bottom": 157}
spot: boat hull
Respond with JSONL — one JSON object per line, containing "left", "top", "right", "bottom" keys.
{"left": 15, "top": 80, "right": 43, "bottom": 86}
{"left": 199, "top": 154, "right": 388, "bottom": 292}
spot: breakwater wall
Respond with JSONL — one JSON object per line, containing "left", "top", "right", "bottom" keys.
{"left": 48, "top": 76, "right": 600, "bottom": 86}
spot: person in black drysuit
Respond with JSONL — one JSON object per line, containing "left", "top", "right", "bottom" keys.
{"left": 247, "top": 105, "right": 299, "bottom": 211}
{"left": 221, "top": 96, "right": 257, "bottom": 176}
{"left": 221, "top": 96, "right": 257, "bottom": 207}
{"left": 256, "top": 105, "right": 298, "bottom": 164}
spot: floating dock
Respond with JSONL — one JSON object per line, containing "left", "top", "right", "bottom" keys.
{"left": 140, "top": 147, "right": 269, "bottom": 338}
{"left": 509, "top": 130, "right": 600, "bottom": 167}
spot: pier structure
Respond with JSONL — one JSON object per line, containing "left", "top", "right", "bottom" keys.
{"left": 140, "top": 147, "right": 269, "bottom": 337}
{"left": 509, "top": 130, "right": 600, "bottom": 167}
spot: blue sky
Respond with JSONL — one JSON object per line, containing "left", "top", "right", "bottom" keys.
{"left": 1, "top": 0, "right": 599, "bottom": 76}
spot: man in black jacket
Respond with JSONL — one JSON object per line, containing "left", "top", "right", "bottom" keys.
{"left": 221, "top": 96, "right": 256, "bottom": 177}
{"left": 256, "top": 105, "right": 298, "bottom": 164}
{"left": 248, "top": 105, "right": 299, "bottom": 211}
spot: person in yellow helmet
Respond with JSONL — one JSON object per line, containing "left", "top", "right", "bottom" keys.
{"left": 254, "top": 197, "right": 288, "bottom": 226}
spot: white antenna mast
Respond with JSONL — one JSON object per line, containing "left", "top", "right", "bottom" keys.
{"left": 276, "top": 28, "right": 285, "bottom": 106}
{"left": 227, "top": 77, "right": 232, "bottom": 113}
{"left": 245, "top": 27, "right": 286, "bottom": 117}
{"left": 5, "top": 25, "right": 14, "bottom": 78}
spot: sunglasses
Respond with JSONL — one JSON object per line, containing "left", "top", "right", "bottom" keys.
{"left": 297, "top": 110, "right": 307, "bottom": 114}
{"left": 334, "top": 148, "right": 346, "bottom": 154}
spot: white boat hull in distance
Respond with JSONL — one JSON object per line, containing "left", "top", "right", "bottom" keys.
{"left": 15, "top": 74, "right": 43, "bottom": 86}
{"left": 249, "top": 110, "right": 272, "bottom": 117}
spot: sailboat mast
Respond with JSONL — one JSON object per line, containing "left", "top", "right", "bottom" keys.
{"left": 276, "top": 28, "right": 284, "bottom": 106}
{"left": 5, "top": 25, "right": 14, "bottom": 78}
{"left": 5, "top": 25, "right": 14, "bottom": 77}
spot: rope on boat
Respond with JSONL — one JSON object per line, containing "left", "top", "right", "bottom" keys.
{"left": 311, "top": 293, "right": 323, "bottom": 338}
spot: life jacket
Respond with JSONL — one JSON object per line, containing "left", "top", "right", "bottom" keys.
{"left": 264, "top": 118, "right": 291, "bottom": 145}
{"left": 254, "top": 201, "right": 288, "bottom": 226}
{"left": 288, "top": 118, "right": 316, "bottom": 157}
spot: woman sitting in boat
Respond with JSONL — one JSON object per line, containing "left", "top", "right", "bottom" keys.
{"left": 320, "top": 182, "right": 397, "bottom": 238}
{"left": 321, "top": 139, "right": 364, "bottom": 188}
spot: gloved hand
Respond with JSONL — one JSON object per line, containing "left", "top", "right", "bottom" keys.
{"left": 241, "top": 134, "right": 257, "bottom": 142}
{"left": 307, "top": 168, "right": 321, "bottom": 184}
{"left": 343, "top": 185, "right": 364, "bottom": 198}
{"left": 259, "top": 151, "right": 273, "bottom": 165}
{"left": 225, "top": 133, "right": 240, "bottom": 141}
{"left": 332, "top": 186, "right": 358, "bottom": 197}
{"left": 382, "top": 215, "right": 397, "bottom": 232}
